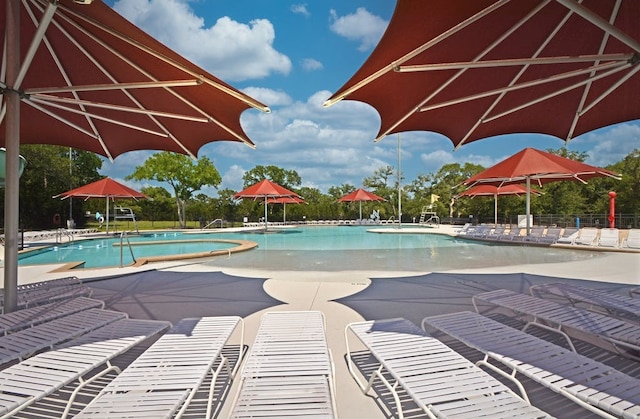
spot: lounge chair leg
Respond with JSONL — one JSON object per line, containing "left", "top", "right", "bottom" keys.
{"left": 476, "top": 355, "right": 530, "bottom": 404}
{"left": 521, "top": 321, "right": 576, "bottom": 352}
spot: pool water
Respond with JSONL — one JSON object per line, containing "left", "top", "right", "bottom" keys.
{"left": 19, "top": 225, "right": 599, "bottom": 271}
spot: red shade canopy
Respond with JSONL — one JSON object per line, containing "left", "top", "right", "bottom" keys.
{"left": 325, "top": 0, "right": 640, "bottom": 148}
{"left": 463, "top": 147, "right": 619, "bottom": 232}
{"left": 464, "top": 148, "right": 620, "bottom": 187}
{"left": 1, "top": 0, "right": 269, "bottom": 159}
{"left": 2, "top": 0, "right": 268, "bottom": 312}
{"left": 234, "top": 180, "right": 301, "bottom": 229}
{"left": 234, "top": 179, "right": 300, "bottom": 200}
{"left": 54, "top": 177, "right": 148, "bottom": 200}
{"left": 337, "top": 188, "right": 385, "bottom": 203}
{"left": 265, "top": 196, "right": 307, "bottom": 204}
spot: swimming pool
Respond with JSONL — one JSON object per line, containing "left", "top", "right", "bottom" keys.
{"left": 18, "top": 226, "right": 599, "bottom": 271}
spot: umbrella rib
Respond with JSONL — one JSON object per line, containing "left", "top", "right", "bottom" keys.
{"left": 40, "top": 5, "right": 197, "bottom": 156}
{"left": 30, "top": 94, "right": 210, "bottom": 123}
{"left": 398, "top": 54, "right": 630, "bottom": 72}
{"left": 51, "top": 5, "right": 256, "bottom": 150}
{"left": 376, "top": 0, "right": 551, "bottom": 142}
{"left": 580, "top": 64, "right": 640, "bottom": 117}
{"left": 566, "top": 0, "right": 622, "bottom": 140}
{"left": 556, "top": 0, "right": 640, "bottom": 54}
{"left": 56, "top": 2, "right": 269, "bottom": 113}
{"left": 24, "top": 0, "right": 114, "bottom": 159}
{"left": 27, "top": 97, "right": 170, "bottom": 138}
{"left": 25, "top": 79, "right": 202, "bottom": 94}
{"left": 418, "top": 61, "right": 625, "bottom": 113}
{"left": 324, "top": 0, "right": 511, "bottom": 107}
{"left": 481, "top": 63, "right": 631, "bottom": 123}
{"left": 23, "top": 100, "right": 100, "bottom": 140}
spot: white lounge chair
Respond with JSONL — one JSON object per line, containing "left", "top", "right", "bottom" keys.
{"left": 536, "top": 227, "right": 562, "bottom": 244}
{"left": 345, "top": 318, "right": 552, "bottom": 419}
{"left": 76, "top": 316, "right": 243, "bottom": 419}
{"left": 472, "top": 289, "right": 640, "bottom": 357}
{"left": 0, "top": 308, "right": 126, "bottom": 366}
{"left": 485, "top": 226, "right": 507, "bottom": 240}
{"left": 555, "top": 227, "right": 578, "bottom": 244}
{"left": 0, "top": 276, "right": 92, "bottom": 313}
{"left": 0, "top": 297, "right": 104, "bottom": 335}
{"left": 622, "top": 229, "right": 640, "bottom": 249}
{"left": 574, "top": 227, "right": 598, "bottom": 246}
{"left": 498, "top": 226, "right": 523, "bottom": 241}
{"left": 0, "top": 318, "right": 170, "bottom": 419}
{"left": 598, "top": 227, "right": 620, "bottom": 247}
{"left": 530, "top": 282, "right": 640, "bottom": 322}
{"left": 229, "top": 311, "right": 336, "bottom": 418}
{"left": 522, "top": 226, "right": 545, "bottom": 243}
{"left": 423, "top": 311, "right": 640, "bottom": 419}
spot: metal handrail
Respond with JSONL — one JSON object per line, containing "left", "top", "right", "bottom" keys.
{"left": 202, "top": 218, "right": 224, "bottom": 229}
{"left": 119, "top": 231, "right": 136, "bottom": 267}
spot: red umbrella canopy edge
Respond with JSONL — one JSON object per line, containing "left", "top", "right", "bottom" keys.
{"left": 464, "top": 148, "right": 621, "bottom": 187}
{"left": 324, "top": 0, "right": 640, "bottom": 148}
{"left": 338, "top": 188, "right": 386, "bottom": 202}
{"left": 54, "top": 177, "right": 148, "bottom": 200}
{"left": 234, "top": 179, "right": 301, "bottom": 199}
{"left": 1, "top": 0, "right": 270, "bottom": 160}
{"left": 457, "top": 184, "right": 541, "bottom": 198}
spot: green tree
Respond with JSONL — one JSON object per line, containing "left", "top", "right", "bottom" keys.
{"left": 126, "top": 152, "right": 221, "bottom": 228}
{"left": 12, "top": 145, "right": 101, "bottom": 229}
{"left": 431, "top": 162, "right": 484, "bottom": 218}
{"left": 137, "top": 186, "right": 174, "bottom": 225}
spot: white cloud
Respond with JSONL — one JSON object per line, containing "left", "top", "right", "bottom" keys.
{"left": 113, "top": 0, "right": 291, "bottom": 81}
{"left": 290, "top": 4, "right": 310, "bottom": 17}
{"left": 242, "top": 87, "right": 293, "bottom": 107}
{"left": 573, "top": 123, "right": 640, "bottom": 167}
{"left": 329, "top": 8, "right": 388, "bottom": 51}
{"left": 301, "top": 58, "right": 323, "bottom": 71}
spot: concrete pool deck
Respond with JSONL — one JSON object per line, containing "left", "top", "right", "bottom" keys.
{"left": 2, "top": 225, "right": 639, "bottom": 418}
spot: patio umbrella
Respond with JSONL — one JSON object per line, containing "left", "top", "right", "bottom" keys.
{"left": 457, "top": 184, "right": 541, "bottom": 226}
{"left": 54, "top": 177, "right": 149, "bottom": 233}
{"left": 234, "top": 180, "right": 301, "bottom": 229}
{"left": 265, "top": 195, "right": 307, "bottom": 224}
{"left": 463, "top": 148, "right": 620, "bottom": 233}
{"left": 338, "top": 188, "right": 385, "bottom": 221}
{"left": 324, "top": 0, "right": 640, "bottom": 148}
{"left": 1, "top": 0, "right": 268, "bottom": 312}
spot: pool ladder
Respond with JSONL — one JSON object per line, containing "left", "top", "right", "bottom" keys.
{"left": 120, "top": 231, "right": 136, "bottom": 267}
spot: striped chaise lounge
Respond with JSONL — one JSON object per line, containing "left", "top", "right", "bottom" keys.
{"left": 472, "top": 288, "right": 640, "bottom": 356}
{"left": 75, "top": 316, "right": 244, "bottom": 419}
{"left": 229, "top": 311, "right": 337, "bottom": 418}
{"left": 0, "top": 318, "right": 170, "bottom": 419}
{"left": 424, "top": 311, "right": 640, "bottom": 419}
{"left": 345, "top": 318, "right": 552, "bottom": 418}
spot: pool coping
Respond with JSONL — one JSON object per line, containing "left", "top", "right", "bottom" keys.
{"left": 30, "top": 239, "right": 259, "bottom": 272}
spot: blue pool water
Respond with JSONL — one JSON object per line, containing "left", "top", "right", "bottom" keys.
{"left": 18, "top": 226, "right": 599, "bottom": 271}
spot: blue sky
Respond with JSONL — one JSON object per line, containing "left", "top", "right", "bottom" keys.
{"left": 101, "top": 0, "right": 640, "bottom": 196}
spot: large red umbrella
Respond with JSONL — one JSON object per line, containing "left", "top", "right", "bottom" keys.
{"left": 338, "top": 188, "right": 385, "bottom": 221}
{"left": 54, "top": 177, "right": 149, "bottom": 233}
{"left": 325, "top": 0, "right": 640, "bottom": 148}
{"left": 463, "top": 148, "right": 620, "bottom": 232}
{"left": 457, "top": 184, "right": 541, "bottom": 226}
{"left": 234, "top": 180, "right": 301, "bottom": 229}
{"left": 1, "top": 0, "right": 268, "bottom": 312}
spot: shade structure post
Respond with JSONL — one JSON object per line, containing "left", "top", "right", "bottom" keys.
{"left": 494, "top": 193, "right": 498, "bottom": 226}
{"left": 525, "top": 176, "right": 531, "bottom": 235}
{"left": 3, "top": 0, "right": 21, "bottom": 313}
{"left": 359, "top": 202, "right": 362, "bottom": 221}
{"left": 264, "top": 196, "right": 268, "bottom": 229}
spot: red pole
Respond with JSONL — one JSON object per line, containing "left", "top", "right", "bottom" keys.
{"left": 608, "top": 191, "right": 616, "bottom": 228}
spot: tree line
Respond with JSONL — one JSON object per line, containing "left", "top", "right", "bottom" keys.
{"left": 3, "top": 145, "right": 639, "bottom": 230}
